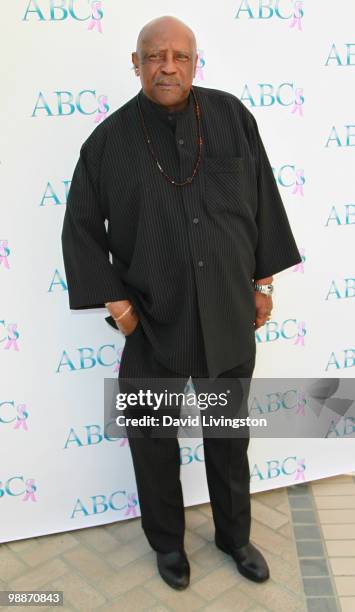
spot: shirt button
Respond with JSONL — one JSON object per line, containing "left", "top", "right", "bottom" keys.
{"left": 168, "top": 115, "right": 173, "bottom": 121}
{"left": 193, "top": 217, "right": 199, "bottom": 224}
{"left": 198, "top": 260, "right": 204, "bottom": 267}
{"left": 178, "top": 138, "right": 184, "bottom": 145}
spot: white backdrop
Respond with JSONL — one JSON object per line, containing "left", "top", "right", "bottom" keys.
{"left": 1, "top": 1, "right": 354, "bottom": 543}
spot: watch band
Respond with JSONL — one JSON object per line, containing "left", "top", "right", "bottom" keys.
{"left": 253, "top": 283, "right": 274, "bottom": 295}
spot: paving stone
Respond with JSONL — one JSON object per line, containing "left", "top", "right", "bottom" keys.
{"left": 9, "top": 559, "right": 69, "bottom": 591}
{"left": 75, "top": 526, "right": 122, "bottom": 553}
{"left": 184, "top": 529, "right": 207, "bottom": 554}
{"left": 98, "top": 553, "right": 157, "bottom": 598}
{"left": 339, "top": 596, "right": 355, "bottom": 611}
{"left": 190, "top": 563, "right": 242, "bottom": 600}
{"left": 105, "top": 537, "right": 152, "bottom": 569}
{"left": 250, "top": 520, "right": 294, "bottom": 560}
{"left": 302, "top": 577, "right": 334, "bottom": 597}
{"left": 275, "top": 501, "right": 291, "bottom": 515}
{"left": 314, "top": 496, "right": 355, "bottom": 510}
{"left": 194, "top": 520, "right": 215, "bottom": 543}
{"left": 19, "top": 533, "right": 79, "bottom": 568}
{"left": 288, "top": 484, "right": 310, "bottom": 496}
{"left": 256, "top": 488, "right": 288, "bottom": 507}
{"left": 318, "top": 510, "right": 355, "bottom": 524}
{"left": 311, "top": 475, "right": 354, "bottom": 485}
{"left": 184, "top": 508, "right": 209, "bottom": 530}
{"left": 291, "top": 510, "right": 317, "bottom": 524}
{"left": 277, "top": 522, "right": 294, "bottom": 539}
{"left": 96, "top": 586, "right": 157, "bottom": 611}
{"left": 202, "top": 583, "right": 253, "bottom": 611}
{"left": 299, "top": 558, "right": 329, "bottom": 577}
{"left": 0, "top": 546, "right": 28, "bottom": 582}
{"left": 322, "top": 525, "right": 355, "bottom": 540}
{"left": 329, "top": 557, "right": 355, "bottom": 576}
{"left": 6, "top": 539, "right": 41, "bottom": 554}
{"left": 326, "top": 541, "right": 355, "bottom": 557}
{"left": 289, "top": 496, "right": 313, "bottom": 509}
{"left": 294, "top": 526, "right": 321, "bottom": 541}
{"left": 312, "top": 485, "right": 355, "bottom": 496}
{"left": 334, "top": 576, "right": 355, "bottom": 596}
{"left": 296, "top": 541, "right": 325, "bottom": 558}
{"left": 105, "top": 518, "right": 143, "bottom": 543}
{"left": 261, "top": 549, "right": 303, "bottom": 594}
{"left": 238, "top": 578, "right": 306, "bottom": 611}
{"left": 306, "top": 597, "right": 340, "bottom": 612}
{"left": 144, "top": 573, "right": 207, "bottom": 610}
{"left": 251, "top": 498, "right": 289, "bottom": 530}
{"left": 51, "top": 571, "right": 106, "bottom": 610}
{"left": 190, "top": 543, "right": 228, "bottom": 571}
{"left": 197, "top": 503, "right": 213, "bottom": 518}
{"left": 62, "top": 545, "right": 115, "bottom": 580}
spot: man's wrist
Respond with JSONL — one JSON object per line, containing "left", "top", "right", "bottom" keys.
{"left": 254, "top": 276, "right": 273, "bottom": 284}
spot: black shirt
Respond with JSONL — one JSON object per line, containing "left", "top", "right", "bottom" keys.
{"left": 61, "top": 85, "right": 302, "bottom": 379}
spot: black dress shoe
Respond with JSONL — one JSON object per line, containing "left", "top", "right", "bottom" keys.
{"left": 156, "top": 549, "right": 190, "bottom": 590}
{"left": 215, "top": 535, "right": 270, "bottom": 583}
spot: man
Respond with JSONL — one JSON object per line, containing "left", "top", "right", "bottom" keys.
{"left": 61, "top": 15, "right": 302, "bottom": 591}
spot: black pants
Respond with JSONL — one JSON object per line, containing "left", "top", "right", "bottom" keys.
{"left": 118, "top": 321, "right": 255, "bottom": 554}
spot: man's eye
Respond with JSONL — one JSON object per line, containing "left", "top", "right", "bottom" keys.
{"left": 176, "top": 55, "right": 189, "bottom": 61}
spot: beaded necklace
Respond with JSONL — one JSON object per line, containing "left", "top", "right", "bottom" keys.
{"left": 136, "top": 86, "right": 203, "bottom": 186}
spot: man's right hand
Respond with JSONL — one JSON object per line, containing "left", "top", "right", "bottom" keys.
{"left": 106, "top": 300, "right": 140, "bottom": 336}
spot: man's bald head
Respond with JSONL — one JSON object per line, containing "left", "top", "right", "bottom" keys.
{"left": 132, "top": 16, "right": 198, "bottom": 112}
{"left": 136, "top": 16, "right": 197, "bottom": 58}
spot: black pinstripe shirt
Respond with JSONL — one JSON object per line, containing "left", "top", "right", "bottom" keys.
{"left": 61, "top": 85, "right": 302, "bottom": 379}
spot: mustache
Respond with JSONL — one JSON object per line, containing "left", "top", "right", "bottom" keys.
{"left": 155, "top": 80, "right": 181, "bottom": 86}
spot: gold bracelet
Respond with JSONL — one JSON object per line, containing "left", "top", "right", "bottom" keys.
{"left": 113, "top": 305, "right": 133, "bottom": 322}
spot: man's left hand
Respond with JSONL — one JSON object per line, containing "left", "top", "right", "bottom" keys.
{"left": 254, "top": 293, "right": 273, "bottom": 330}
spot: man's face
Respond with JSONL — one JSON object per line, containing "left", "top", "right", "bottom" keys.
{"left": 132, "top": 26, "right": 198, "bottom": 111}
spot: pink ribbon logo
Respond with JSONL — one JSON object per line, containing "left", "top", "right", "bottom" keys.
{"left": 293, "top": 248, "right": 305, "bottom": 273}
{"left": 124, "top": 492, "right": 139, "bottom": 517}
{"left": 294, "top": 458, "right": 306, "bottom": 481}
{"left": 289, "top": 1, "right": 303, "bottom": 32}
{"left": 94, "top": 95, "right": 109, "bottom": 124}
{"left": 295, "top": 391, "right": 306, "bottom": 416}
{"left": 13, "top": 404, "right": 29, "bottom": 431}
{"left": 22, "top": 478, "right": 37, "bottom": 502}
{"left": 291, "top": 88, "right": 304, "bottom": 117}
{"left": 0, "top": 240, "right": 10, "bottom": 269}
{"left": 195, "top": 50, "right": 206, "bottom": 80}
{"left": 293, "top": 321, "right": 306, "bottom": 346}
{"left": 292, "top": 168, "right": 305, "bottom": 196}
{"left": 113, "top": 347, "right": 124, "bottom": 373}
{"left": 4, "top": 324, "right": 20, "bottom": 351}
{"left": 88, "top": 1, "right": 103, "bottom": 34}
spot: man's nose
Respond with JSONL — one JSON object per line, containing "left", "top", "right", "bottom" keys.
{"left": 161, "top": 55, "right": 177, "bottom": 74}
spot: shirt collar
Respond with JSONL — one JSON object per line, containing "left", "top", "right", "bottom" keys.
{"left": 138, "top": 87, "right": 193, "bottom": 128}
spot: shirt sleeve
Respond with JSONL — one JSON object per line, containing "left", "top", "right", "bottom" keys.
{"left": 249, "top": 113, "right": 303, "bottom": 280}
{"left": 61, "top": 138, "right": 130, "bottom": 310}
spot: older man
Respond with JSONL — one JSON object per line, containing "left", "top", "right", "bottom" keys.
{"left": 62, "top": 15, "right": 302, "bottom": 590}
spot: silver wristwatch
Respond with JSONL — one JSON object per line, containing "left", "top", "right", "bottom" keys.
{"left": 253, "top": 283, "right": 274, "bottom": 295}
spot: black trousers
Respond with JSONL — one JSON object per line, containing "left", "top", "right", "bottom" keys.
{"left": 118, "top": 321, "right": 256, "bottom": 554}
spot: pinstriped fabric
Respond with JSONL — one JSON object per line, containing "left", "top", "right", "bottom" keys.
{"left": 61, "top": 85, "right": 302, "bottom": 379}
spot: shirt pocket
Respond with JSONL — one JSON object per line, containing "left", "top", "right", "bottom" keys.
{"left": 203, "top": 156, "right": 245, "bottom": 215}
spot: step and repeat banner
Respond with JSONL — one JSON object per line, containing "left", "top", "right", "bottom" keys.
{"left": 1, "top": 1, "right": 354, "bottom": 543}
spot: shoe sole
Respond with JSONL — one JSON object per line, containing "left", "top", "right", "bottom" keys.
{"left": 157, "top": 569, "right": 190, "bottom": 590}
{"left": 215, "top": 538, "right": 270, "bottom": 583}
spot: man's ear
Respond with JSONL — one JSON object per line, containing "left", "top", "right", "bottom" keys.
{"left": 193, "top": 52, "right": 199, "bottom": 78}
{"left": 131, "top": 51, "right": 139, "bottom": 73}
